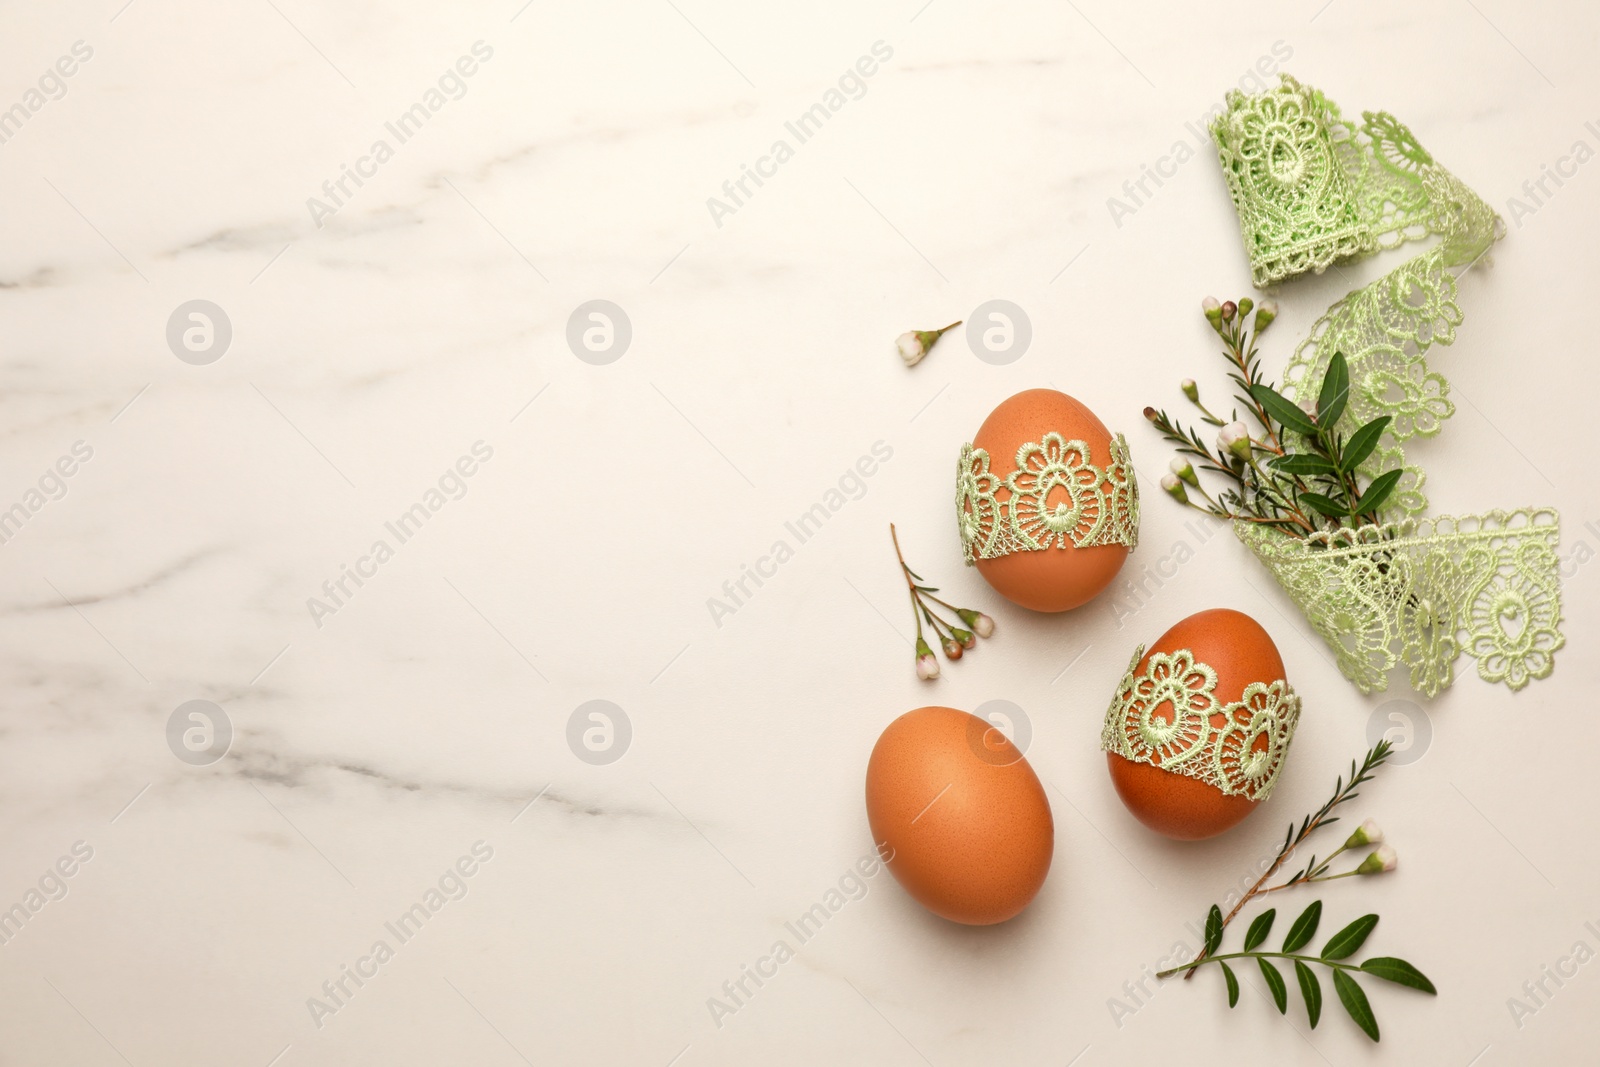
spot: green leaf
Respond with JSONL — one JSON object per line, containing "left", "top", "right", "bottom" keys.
{"left": 1317, "top": 353, "right": 1350, "bottom": 427}
{"left": 1354, "top": 469, "right": 1403, "bottom": 517}
{"left": 1283, "top": 900, "right": 1322, "bottom": 953}
{"left": 1360, "top": 957, "right": 1438, "bottom": 995}
{"left": 1250, "top": 383, "right": 1319, "bottom": 437}
{"left": 1244, "top": 909, "right": 1276, "bottom": 951}
{"left": 1322, "top": 914, "right": 1380, "bottom": 960}
{"left": 1220, "top": 961, "right": 1240, "bottom": 1008}
{"left": 1341, "top": 416, "right": 1392, "bottom": 472}
{"left": 1259, "top": 958, "right": 1288, "bottom": 1014}
{"left": 1204, "top": 905, "right": 1223, "bottom": 957}
{"left": 1298, "top": 492, "right": 1349, "bottom": 520}
{"left": 1269, "top": 454, "right": 1339, "bottom": 477}
{"left": 1295, "top": 960, "right": 1323, "bottom": 1028}
{"left": 1333, "top": 969, "right": 1380, "bottom": 1042}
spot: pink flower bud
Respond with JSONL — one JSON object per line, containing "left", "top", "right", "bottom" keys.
{"left": 957, "top": 609, "right": 995, "bottom": 638}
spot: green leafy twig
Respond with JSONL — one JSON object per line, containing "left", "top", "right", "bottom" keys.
{"left": 1253, "top": 352, "right": 1400, "bottom": 526}
{"left": 1157, "top": 901, "right": 1436, "bottom": 1041}
{"left": 1180, "top": 740, "right": 1393, "bottom": 978}
{"left": 1148, "top": 297, "right": 1404, "bottom": 534}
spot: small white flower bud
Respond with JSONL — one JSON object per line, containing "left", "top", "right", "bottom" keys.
{"left": 896, "top": 322, "right": 961, "bottom": 368}
{"left": 896, "top": 331, "right": 927, "bottom": 367}
{"left": 1161, "top": 472, "right": 1189, "bottom": 504}
{"left": 1356, "top": 844, "right": 1398, "bottom": 875}
{"left": 1217, "top": 420, "right": 1253, "bottom": 460}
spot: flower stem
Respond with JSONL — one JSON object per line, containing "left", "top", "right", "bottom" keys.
{"left": 890, "top": 522, "right": 911, "bottom": 571}
{"left": 1257, "top": 844, "right": 1342, "bottom": 894}
{"left": 891, "top": 524, "right": 926, "bottom": 645}
{"left": 1259, "top": 866, "right": 1358, "bottom": 894}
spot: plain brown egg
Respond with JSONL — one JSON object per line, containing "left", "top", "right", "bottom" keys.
{"left": 865, "top": 706, "right": 1053, "bottom": 925}
{"left": 1106, "top": 609, "right": 1287, "bottom": 840}
{"left": 970, "top": 389, "right": 1130, "bottom": 612}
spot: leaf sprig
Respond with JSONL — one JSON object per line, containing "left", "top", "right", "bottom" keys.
{"left": 1157, "top": 901, "right": 1436, "bottom": 1041}
{"left": 1254, "top": 353, "right": 1402, "bottom": 524}
{"left": 1147, "top": 297, "right": 1403, "bottom": 534}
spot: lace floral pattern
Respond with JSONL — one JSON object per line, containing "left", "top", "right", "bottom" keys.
{"left": 1100, "top": 647, "right": 1301, "bottom": 802}
{"left": 1212, "top": 79, "right": 1374, "bottom": 288}
{"left": 1465, "top": 538, "right": 1562, "bottom": 690}
{"left": 1212, "top": 74, "right": 1561, "bottom": 694}
{"left": 956, "top": 433, "right": 1139, "bottom": 564}
{"left": 1236, "top": 511, "right": 1564, "bottom": 696}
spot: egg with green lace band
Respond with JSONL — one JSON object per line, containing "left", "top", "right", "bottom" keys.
{"left": 956, "top": 389, "right": 1139, "bottom": 612}
{"left": 1099, "top": 609, "right": 1302, "bottom": 840}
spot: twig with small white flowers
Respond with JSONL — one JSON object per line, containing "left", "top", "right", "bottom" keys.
{"left": 889, "top": 523, "right": 993, "bottom": 680}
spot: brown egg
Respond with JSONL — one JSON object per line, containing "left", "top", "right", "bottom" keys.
{"left": 1104, "top": 609, "right": 1298, "bottom": 840}
{"left": 968, "top": 389, "right": 1132, "bottom": 612}
{"left": 865, "top": 706, "right": 1053, "bottom": 925}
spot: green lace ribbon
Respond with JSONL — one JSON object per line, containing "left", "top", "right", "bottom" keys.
{"left": 1211, "top": 74, "right": 1563, "bottom": 695}
{"left": 956, "top": 432, "right": 1139, "bottom": 564}
{"left": 1099, "top": 646, "right": 1301, "bottom": 802}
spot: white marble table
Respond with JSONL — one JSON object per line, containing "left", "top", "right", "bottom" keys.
{"left": 1, "top": 0, "right": 1597, "bottom": 1063}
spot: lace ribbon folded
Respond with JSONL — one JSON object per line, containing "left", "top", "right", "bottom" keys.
{"left": 1210, "top": 75, "right": 1563, "bottom": 695}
